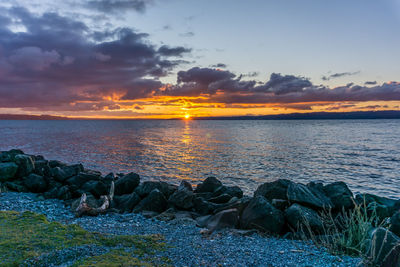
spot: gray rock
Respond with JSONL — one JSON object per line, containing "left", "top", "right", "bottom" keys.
{"left": 178, "top": 180, "right": 193, "bottom": 191}
{"left": 323, "top": 181, "right": 354, "bottom": 210}
{"left": 195, "top": 214, "right": 213, "bottom": 228}
{"left": 113, "top": 192, "right": 141, "bottom": 213}
{"left": 23, "top": 173, "right": 47, "bottom": 193}
{"left": 272, "top": 199, "right": 289, "bottom": 211}
{"left": 390, "top": 211, "right": 400, "bottom": 238}
{"left": 133, "top": 188, "right": 167, "bottom": 213}
{"left": 43, "top": 187, "right": 59, "bottom": 199}
{"left": 287, "top": 182, "right": 332, "bottom": 209}
{"left": 212, "top": 185, "right": 243, "bottom": 199}
{"left": 134, "top": 181, "right": 176, "bottom": 198}
{"left": 365, "top": 227, "right": 400, "bottom": 266}
{"left": 4, "top": 181, "right": 27, "bottom": 192}
{"left": 195, "top": 177, "right": 222, "bottom": 193}
{"left": 356, "top": 193, "right": 400, "bottom": 219}
{"left": 57, "top": 185, "right": 72, "bottom": 200}
{"left": 103, "top": 173, "right": 115, "bottom": 182}
{"left": 209, "top": 193, "right": 232, "bottom": 204}
{"left": 48, "top": 160, "right": 66, "bottom": 168}
{"left": 194, "top": 192, "right": 213, "bottom": 200}
{"left": 240, "top": 196, "right": 285, "bottom": 234}
{"left": 285, "top": 204, "right": 323, "bottom": 233}
{"left": 254, "top": 179, "right": 292, "bottom": 201}
{"left": 53, "top": 164, "right": 84, "bottom": 182}
{"left": 0, "top": 149, "right": 24, "bottom": 162}
{"left": 66, "top": 171, "right": 100, "bottom": 188}
{"left": 33, "top": 160, "right": 52, "bottom": 177}
{"left": 193, "top": 197, "right": 219, "bottom": 215}
{"left": 168, "top": 189, "right": 194, "bottom": 210}
{"left": 0, "top": 162, "right": 18, "bottom": 181}
{"left": 206, "top": 208, "right": 239, "bottom": 231}
{"left": 15, "top": 154, "right": 35, "bottom": 177}
{"left": 81, "top": 180, "right": 108, "bottom": 198}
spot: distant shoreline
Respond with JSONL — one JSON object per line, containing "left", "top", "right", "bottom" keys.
{"left": 1, "top": 110, "right": 400, "bottom": 120}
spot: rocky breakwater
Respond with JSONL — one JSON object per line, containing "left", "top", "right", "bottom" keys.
{"left": 1, "top": 149, "right": 400, "bottom": 266}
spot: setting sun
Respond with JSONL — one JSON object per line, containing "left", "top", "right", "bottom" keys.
{"left": 184, "top": 114, "right": 191, "bottom": 119}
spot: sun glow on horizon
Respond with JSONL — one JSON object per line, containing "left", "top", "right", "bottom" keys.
{"left": 184, "top": 114, "right": 191, "bottom": 119}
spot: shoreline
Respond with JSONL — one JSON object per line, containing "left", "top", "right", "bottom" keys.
{"left": 1, "top": 148, "right": 400, "bottom": 266}
{"left": 0, "top": 192, "right": 360, "bottom": 266}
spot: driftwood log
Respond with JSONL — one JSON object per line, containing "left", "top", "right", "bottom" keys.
{"left": 75, "top": 181, "right": 114, "bottom": 217}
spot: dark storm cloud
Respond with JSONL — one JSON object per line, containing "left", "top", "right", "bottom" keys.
{"left": 210, "top": 63, "right": 227, "bottom": 68}
{"left": 85, "top": 0, "right": 152, "bottom": 14}
{"left": 160, "top": 67, "right": 400, "bottom": 105}
{"left": 0, "top": 7, "right": 190, "bottom": 110}
{"left": 322, "top": 71, "right": 360, "bottom": 81}
{"left": 158, "top": 45, "right": 191, "bottom": 57}
{"left": 254, "top": 73, "right": 312, "bottom": 95}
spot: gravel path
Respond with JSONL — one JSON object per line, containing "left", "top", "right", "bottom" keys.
{"left": 0, "top": 192, "right": 362, "bottom": 267}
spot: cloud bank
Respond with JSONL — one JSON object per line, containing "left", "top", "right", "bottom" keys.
{"left": 0, "top": 4, "right": 399, "bottom": 116}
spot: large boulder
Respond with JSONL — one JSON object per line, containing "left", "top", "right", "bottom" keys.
{"left": 0, "top": 149, "right": 24, "bottom": 162}
{"left": 133, "top": 189, "right": 167, "bottom": 213}
{"left": 168, "top": 188, "right": 194, "bottom": 210}
{"left": 80, "top": 180, "right": 108, "bottom": 198}
{"left": 206, "top": 208, "right": 239, "bottom": 231}
{"left": 66, "top": 171, "right": 100, "bottom": 188}
{"left": 195, "top": 177, "right": 222, "bottom": 193}
{"left": 23, "top": 173, "right": 47, "bottom": 193}
{"left": 209, "top": 194, "right": 232, "bottom": 204}
{"left": 323, "top": 182, "right": 354, "bottom": 210}
{"left": 193, "top": 197, "right": 219, "bottom": 215}
{"left": 240, "top": 196, "right": 285, "bottom": 234}
{"left": 53, "top": 164, "right": 83, "bottom": 182}
{"left": 356, "top": 193, "right": 400, "bottom": 220}
{"left": 285, "top": 204, "right": 323, "bottom": 233}
{"left": 178, "top": 180, "right": 193, "bottom": 191}
{"left": 212, "top": 185, "right": 243, "bottom": 199}
{"left": 134, "top": 181, "right": 176, "bottom": 198}
{"left": 113, "top": 192, "right": 141, "bottom": 213}
{"left": 43, "top": 187, "right": 59, "bottom": 199}
{"left": 4, "top": 181, "right": 27, "bottom": 192}
{"left": 33, "top": 160, "right": 52, "bottom": 177}
{"left": 114, "top": 173, "right": 140, "bottom": 195}
{"left": 365, "top": 227, "right": 400, "bottom": 267}
{"left": 287, "top": 182, "right": 332, "bottom": 209}
{"left": 0, "top": 162, "right": 18, "bottom": 181}
{"left": 57, "top": 185, "right": 72, "bottom": 200}
{"left": 390, "top": 211, "right": 400, "bottom": 238}
{"left": 254, "top": 179, "right": 292, "bottom": 201}
{"left": 14, "top": 154, "right": 35, "bottom": 177}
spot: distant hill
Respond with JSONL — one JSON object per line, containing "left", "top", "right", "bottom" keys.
{"left": 191, "top": 111, "right": 400, "bottom": 120}
{"left": 0, "top": 114, "right": 70, "bottom": 120}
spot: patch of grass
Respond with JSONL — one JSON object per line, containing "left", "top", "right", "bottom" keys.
{"left": 0, "top": 211, "right": 167, "bottom": 266}
{"left": 301, "top": 199, "right": 379, "bottom": 257}
{"left": 72, "top": 249, "right": 153, "bottom": 267}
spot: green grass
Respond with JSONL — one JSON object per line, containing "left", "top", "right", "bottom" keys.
{"left": 0, "top": 211, "right": 167, "bottom": 266}
{"left": 72, "top": 249, "right": 173, "bottom": 267}
{"left": 299, "top": 199, "right": 381, "bottom": 265}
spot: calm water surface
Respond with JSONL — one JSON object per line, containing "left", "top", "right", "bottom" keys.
{"left": 0, "top": 120, "right": 399, "bottom": 197}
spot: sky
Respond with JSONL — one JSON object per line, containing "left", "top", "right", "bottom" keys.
{"left": 0, "top": 0, "right": 400, "bottom": 118}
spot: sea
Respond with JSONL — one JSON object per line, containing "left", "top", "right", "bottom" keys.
{"left": 1, "top": 119, "right": 399, "bottom": 198}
